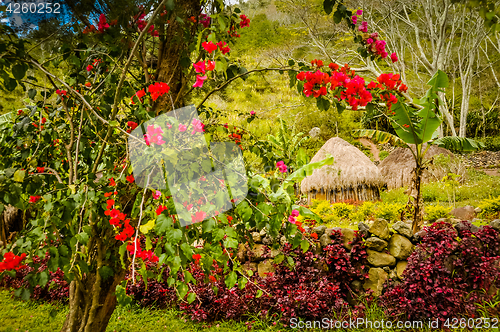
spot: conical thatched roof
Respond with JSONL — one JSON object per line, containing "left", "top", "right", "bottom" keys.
{"left": 378, "top": 144, "right": 453, "bottom": 190}
{"left": 301, "top": 137, "right": 385, "bottom": 193}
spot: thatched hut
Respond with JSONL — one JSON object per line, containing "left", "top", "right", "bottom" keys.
{"left": 378, "top": 144, "right": 453, "bottom": 190}
{"left": 301, "top": 137, "right": 385, "bottom": 204}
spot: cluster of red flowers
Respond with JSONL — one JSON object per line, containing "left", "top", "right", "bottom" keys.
{"left": 86, "top": 59, "right": 102, "bottom": 72}
{"left": 135, "top": 12, "right": 159, "bottom": 37}
{"left": 131, "top": 82, "right": 170, "bottom": 104}
{"left": 36, "top": 167, "right": 45, "bottom": 173}
{"left": 56, "top": 89, "right": 67, "bottom": 100}
{"left": 0, "top": 252, "right": 26, "bottom": 272}
{"left": 296, "top": 63, "right": 373, "bottom": 110}
{"left": 29, "top": 195, "right": 41, "bottom": 203}
{"left": 228, "top": 131, "right": 243, "bottom": 150}
{"left": 228, "top": 25, "right": 240, "bottom": 38}
{"left": 375, "top": 73, "right": 407, "bottom": 92}
{"left": 126, "top": 121, "right": 138, "bottom": 133}
{"left": 126, "top": 239, "right": 159, "bottom": 262}
{"left": 239, "top": 14, "right": 250, "bottom": 28}
{"left": 379, "top": 93, "right": 399, "bottom": 111}
{"left": 82, "top": 14, "right": 117, "bottom": 34}
{"left": 202, "top": 41, "right": 230, "bottom": 54}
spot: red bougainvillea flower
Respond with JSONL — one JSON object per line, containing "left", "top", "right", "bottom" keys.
{"left": 104, "top": 192, "right": 113, "bottom": 198}
{"left": 216, "top": 41, "right": 230, "bottom": 54}
{"left": 208, "top": 275, "right": 217, "bottom": 282}
{"left": 202, "top": 41, "right": 217, "bottom": 53}
{"left": 276, "top": 161, "right": 287, "bottom": 173}
{"left": 86, "top": 65, "right": 93, "bottom": 71}
{"left": 191, "top": 211, "right": 207, "bottom": 223}
{"left": 126, "top": 174, "right": 135, "bottom": 183}
{"left": 41, "top": 117, "right": 46, "bottom": 124}
{"left": 390, "top": 52, "right": 398, "bottom": 63}
{"left": 156, "top": 205, "right": 168, "bottom": 215}
{"left": 192, "top": 254, "right": 202, "bottom": 263}
{"left": 36, "top": 167, "right": 45, "bottom": 173}
{"left": 29, "top": 196, "right": 41, "bottom": 203}
{"left": 193, "top": 61, "right": 206, "bottom": 74}
{"left": 17, "top": 109, "right": 23, "bottom": 115}
{"left": 83, "top": 25, "right": 97, "bottom": 34}
{"left": 206, "top": 60, "right": 215, "bottom": 71}
{"left": 148, "top": 82, "right": 170, "bottom": 101}
{"left": 191, "top": 118, "right": 205, "bottom": 135}
{"left": 193, "top": 75, "right": 207, "bottom": 88}
{"left": 178, "top": 124, "right": 187, "bottom": 132}
{"left": 85, "top": 82, "right": 91, "bottom": 87}
{"left": 311, "top": 59, "right": 323, "bottom": 67}
{"left": 0, "top": 252, "right": 27, "bottom": 272}
{"left": 311, "top": 232, "right": 318, "bottom": 239}
{"left": 127, "top": 121, "right": 138, "bottom": 130}
{"left": 153, "top": 190, "right": 161, "bottom": 200}
{"left": 239, "top": 14, "right": 250, "bottom": 28}
{"left": 328, "top": 63, "right": 339, "bottom": 71}
{"left": 109, "top": 177, "right": 116, "bottom": 186}
{"left": 56, "top": 89, "right": 67, "bottom": 99}
{"left": 97, "top": 14, "right": 110, "bottom": 32}
{"left": 131, "top": 89, "right": 146, "bottom": 104}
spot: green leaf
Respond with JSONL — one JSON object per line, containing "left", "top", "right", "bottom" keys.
{"left": 13, "top": 170, "right": 25, "bottom": 182}
{"left": 256, "top": 289, "right": 263, "bottom": 298}
{"left": 180, "top": 242, "right": 193, "bottom": 258}
{"left": 116, "top": 284, "right": 133, "bottom": 306}
{"left": 224, "top": 226, "right": 237, "bottom": 238}
{"left": 316, "top": 97, "right": 330, "bottom": 111}
{"left": 155, "top": 214, "right": 173, "bottom": 234}
{"left": 351, "top": 129, "right": 407, "bottom": 147}
{"left": 166, "top": 228, "right": 182, "bottom": 244}
{"left": 431, "top": 137, "right": 485, "bottom": 152}
{"left": 238, "top": 276, "right": 248, "bottom": 290}
{"left": 12, "top": 63, "right": 27, "bottom": 81}
{"left": 202, "top": 218, "right": 215, "bottom": 232}
{"left": 187, "top": 292, "right": 196, "bottom": 304}
{"left": 287, "top": 256, "right": 294, "bottom": 267}
{"left": 236, "top": 201, "right": 252, "bottom": 221}
{"left": 225, "top": 271, "right": 237, "bottom": 289}
{"left": 177, "top": 282, "right": 188, "bottom": 299}
{"left": 39, "top": 271, "right": 48, "bottom": 287}
{"left": 184, "top": 270, "right": 196, "bottom": 284}
{"left": 274, "top": 253, "right": 285, "bottom": 264}
{"left": 76, "top": 231, "right": 89, "bottom": 245}
{"left": 28, "top": 89, "right": 36, "bottom": 99}
{"left": 224, "top": 237, "right": 238, "bottom": 249}
{"left": 323, "top": 0, "right": 336, "bottom": 14}
{"left": 300, "top": 239, "right": 310, "bottom": 253}
{"left": 284, "top": 154, "right": 334, "bottom": 184}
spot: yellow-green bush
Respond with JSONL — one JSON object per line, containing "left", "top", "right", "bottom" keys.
{"left": 350, "top": 201, "right": 375, "bottom": 221}
{"left": 424, "top": 204, "right": 452, "bottom": 222}
{"left": 331, "top": 202, "right": 355, "bottom": 219}
{"left": 374, "top": 203, "right": 405, "bottom": 222}
{"left": 478, "top": 196, "right": 500, "bottom": 219}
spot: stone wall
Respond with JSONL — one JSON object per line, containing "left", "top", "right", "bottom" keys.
{"left": 236, "top": 218, "right": 500, "bottom": 297}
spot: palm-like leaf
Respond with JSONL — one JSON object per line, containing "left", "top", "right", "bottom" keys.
{"left": 431, "top": 136, "right": 485, "bottom": 152}
{"left": 352, "top": 129, "right": 408, "bottom": 147}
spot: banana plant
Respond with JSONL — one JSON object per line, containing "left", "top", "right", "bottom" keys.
{"left": 353, "top": 70, "right": 484, "bottom": 234}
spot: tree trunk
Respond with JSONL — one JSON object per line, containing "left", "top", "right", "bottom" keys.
{"left": 60, "top": 269, "right": 126, "bottom": 332}
{"left": 411, "top": 165, "right": 424, "bottom": 234}
{"left": 152, "top": 0, "right": 202, "bottom": 115}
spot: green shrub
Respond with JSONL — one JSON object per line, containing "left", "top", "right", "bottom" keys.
{"left": 380, "top": 187, "right": 409, "bottom": 204}
{"left": 374, "top": 203, "right": 405, "bottom": 222}
{"left": 350, "top": 201, "right": 375, "bottom": 221}
{"left": 309, "top": 200, "right": 338, "bottom": 223}
{"left": 424, "top": 204, "right": 452, "bottom": 222}
{"left": 331, "top": 202, "right": 355, "bottom": 219}
{"left": 478, "top": 196, "right": 500, "bottom": 219}
{"left": 379, "top": 150, "right": 389, "bottom": 161}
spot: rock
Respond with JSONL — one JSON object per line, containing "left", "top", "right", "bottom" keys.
{"left": 358, "top": 222, "right": 370, "bottom": 237}
{"left": 262, "top": 235, "right": 273, "bottom": 245}
{"left": 392, "top": 221, "right": 413, "bottom": 239}
{"left": 309, "top": 127, "right": 321, "bottom": 138}
{"left": 351, "top": 280, "right": 363, "bottom": 293}
{"left": 389, "top": 269, "right": 397, "bottom": 280}
{"left": 412, "top": 230, "right": 427, "bottom": 243}
{"left": 340, "top": 228, "right": 356, "bottom": 250}
{"left": 444, "top": 254, "right": 458, "bottom": 273}
{"left": 382, "top": 266, "right": 391, "bottom": 274}
{"left": 269, "top": 248, "right": 281, "bottom": 258}
{"left": 490, "top": 219, "right": 500, "bottom": 232}
{"left": 449, "top": 218, "right": 462, "bottom": 225}
{"left": 319, "top": 233, "right": 332, "bottom": 248}
{"left": 257, "top": 259, "right": 275, "bottom": 277}
{"left": 366, "top": 249, "right": 396, "bottom": 267}
{"left": 388, "top": 234, "right": 413, "bottom": 260}
{"left": 242, "top": 262, "right": 258, "bottom": 274}
{"left": 455, "top": 221, "right": 479, "bottom": 234}
{"left": 363, "top": 267, "right": 388, "bottom": 297}
{"left": 474, "top": 207, "right": 482, "bottom": 214}
{"left": 313, "top": 259, "right": 329, "bottom": 272}
{"left": 369, "top": 218, "right": 391, "bottom": 240}
{"left": 365, "top": 237, "right": 388, "bottom": 251}
{"left": 450, "top": 205, "right": 475, "bottom": 221}
{"left": 396, "top": 261, "right": 408, "bottom": 279}
{"left": 237, "top": 243, "right": 247, "bottom": 261}
{"left": 312, "top": 225, "right": 327, "bottom": 237}
{"left": 252, "top": 232, "right": 262, "bottom": 243}
{"left": 259, "top": 228, "right": 267, "bottom": 237}
{"left": 249, "top": 244, "right": 267, "bottom": 262}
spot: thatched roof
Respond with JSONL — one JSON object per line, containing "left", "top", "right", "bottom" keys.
{"left": 301, "top": 137, "right": 385, "bottom": 193}
{"left": 378, "top": 144, "right": 453, "bottom": 190}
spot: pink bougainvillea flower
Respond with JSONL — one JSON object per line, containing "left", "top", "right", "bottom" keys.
{"left": 166, "top": 123, "right": 172, "bottom": 129}
{"left": 276, "top": 161, "right": 288, "bottom": 173}
{"left": 358, "top": 21, "right": 368, "bottom": 32}
{"left": 390, "top": 52, "right": 398, "bottom": 63}
{"left": 199, "top": 13, "right": 211, "bottom": 28}
{"left": 178, "top": 124, "right": 187, "bottom": 132}
{"left": 86, "top": 65, "right": 93, "bottom": 71}
{"left": 366, "top": 38, "right": 374, "bottom": 44}
{"left": 193, "top": 75, "right": 207, "bottom": 88}
{"left": 291, "top": 209, "right": 299, "bottom": 217}
{"left": 239, "top": 14, "right": 250, "bottom": 28}
{"left": 351, "top": 15, "right": 358, "bottom": 25}
{"left": 153, "top": 190, "right": 161, "bottom": 199}
{"left": 288, "top": 215, "right": 296, "bottom": 224}
{"left": 250, "top": 111, "right": 255, "bottom": 116}
{"left": 145, "top": 124, "right": 165, "bottom": 145}
{"left": 356, "top": 9, "right": 363, "bottom": 15}
{"left": 206, "top": 60, "right": 215, "bottom": 71}
{"left": 191, "top": 118, "right": 205, "bottom": 134}
{"left": 202, "top": 41, "right": 217, "bottom": 53}
{"left": 193, "top": 61, "right": 206, "bottom": 74}
{"left": 370, "top": 32, "right": 378, "bottom": 38}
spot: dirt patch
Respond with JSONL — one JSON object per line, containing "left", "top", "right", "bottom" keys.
{"left": 480, "top": 168, "right": 500, "bottom": 177}
{"left": 357, "top": 138, "right": 380, "bottom": 162}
